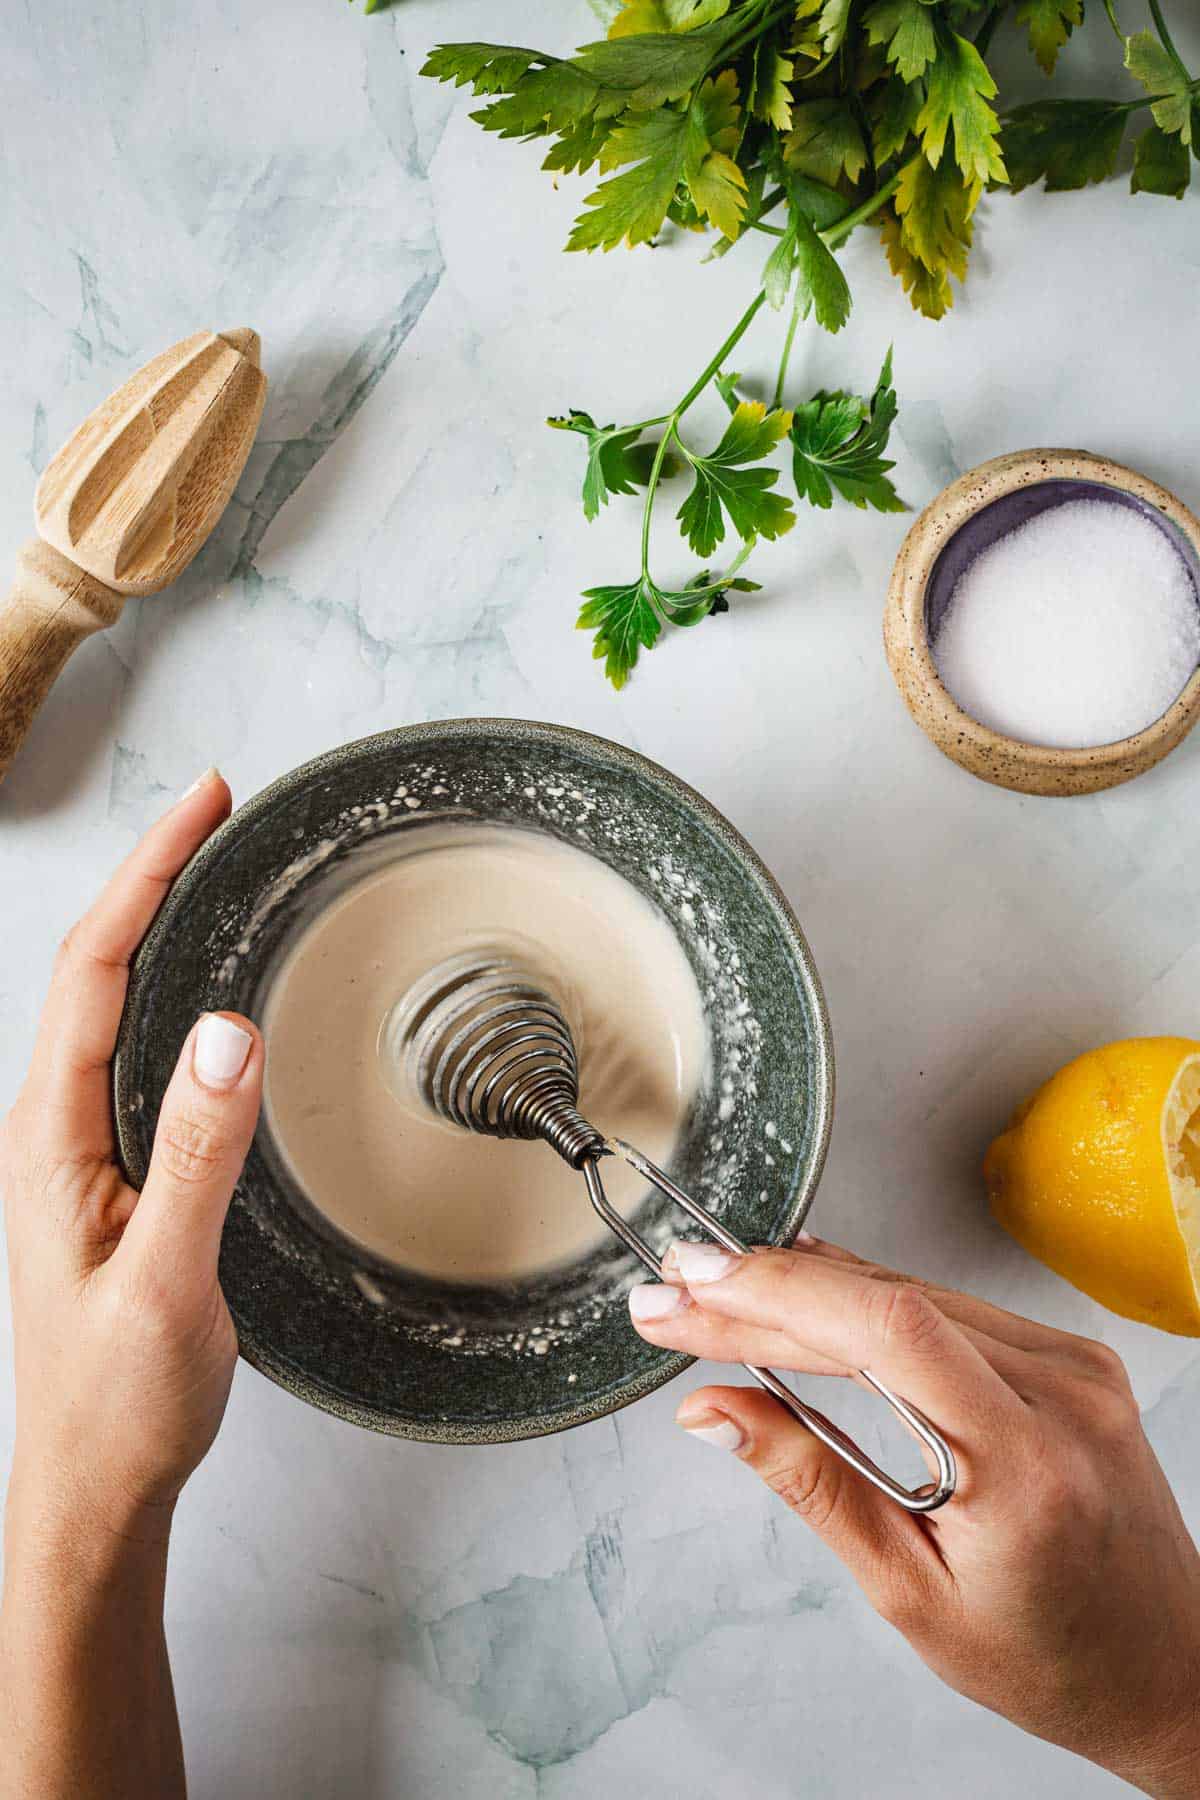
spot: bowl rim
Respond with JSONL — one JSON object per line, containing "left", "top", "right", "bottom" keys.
{"left": 115, "top": 717, "right": 835, "bottom": 1442}
{"left": 884, "top": 449, "right": 1200, "bottom": 797}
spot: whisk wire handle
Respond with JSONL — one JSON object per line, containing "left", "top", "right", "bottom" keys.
{"left": 597, "top": 1145, "right": 956, "bottom": 1515}
{"left": 400, "top": 956, "right": 956, "bottom": 1515}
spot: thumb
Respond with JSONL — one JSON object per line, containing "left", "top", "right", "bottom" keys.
{"left": 676, "top": 1384, "right": 941, "bottom": 1612}
{"left": 122, "top": 1012, "right": 264, "bottom": 1286}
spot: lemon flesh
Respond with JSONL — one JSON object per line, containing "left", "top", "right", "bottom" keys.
{"left": 985, "top": 1037, "right": 1200, "bottom": 1336}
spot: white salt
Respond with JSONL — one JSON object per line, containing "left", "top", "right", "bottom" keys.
{"left": 931, "top": 499, "right": 1200, "bottom": 749}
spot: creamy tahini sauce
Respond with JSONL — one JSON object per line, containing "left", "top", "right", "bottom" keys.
{"left": 262, "top": 824, "right": 708, "bottom": 1283}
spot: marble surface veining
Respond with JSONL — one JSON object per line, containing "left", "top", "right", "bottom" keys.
{"left": 3, "top": 3, "right": 1200, "bottom": 1794}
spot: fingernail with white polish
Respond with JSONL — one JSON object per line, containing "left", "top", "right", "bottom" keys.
{"left": 795, "top": 1228, "right": 819, "bottom": 1246}
{"left": 182, "top": 766, "right": 221, "bottom": 801}
{"left": 672, "top": 1241, "right": 740, "bottom": 1286}
{"left": 683, "top": 1418, "right": 745, "bottom": 1452}
{"left": 628, "top": 1283, "right": 690, "bottom": 1322}
{"left": 194, "top": 1014, "right": 252, "bottom": 1090}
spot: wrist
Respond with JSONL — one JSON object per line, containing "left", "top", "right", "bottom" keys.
{"left": 1124, "top": 1715, "right": 1200, "bottom": 1800}
{"left": 5, "top": 1450, "right": 175, "bottom": 1593}
{"left": 0, "top": 1455, "right": 179, "bottom": 1800}
{"left": 2, "top": 1458, "right": 171, "bottom": 1688}
{"left": 1096, "top": 1690, "right": 1200, "bottom": 1800}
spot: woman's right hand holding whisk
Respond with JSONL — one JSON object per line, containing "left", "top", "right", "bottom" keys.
{"left": 629, "top": 1234, "right": 1200, "bottom": 1796}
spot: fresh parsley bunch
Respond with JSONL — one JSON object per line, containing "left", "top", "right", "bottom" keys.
{"left": 420, "top": 2, "right": 1196, "bottom": 687}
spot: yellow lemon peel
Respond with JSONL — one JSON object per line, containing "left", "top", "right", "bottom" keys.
{"left": 985, "top": 1037, "right": 1200, "bottom": 1336}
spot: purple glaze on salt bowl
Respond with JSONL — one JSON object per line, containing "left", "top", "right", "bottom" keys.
{"left": 924, "top": 478, "right": 1200, "bottom": 643}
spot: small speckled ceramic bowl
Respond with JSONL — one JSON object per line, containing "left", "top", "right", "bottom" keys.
{"left": 113, "top": 720, "right": 833, "bottom": 1443}
{"left": 885, "top": 450, "right": 1200, "bottom": 796}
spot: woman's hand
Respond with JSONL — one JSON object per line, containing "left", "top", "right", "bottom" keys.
{"left": 630, "top": 1235, "right": 1200, "bottom": 1796}
{"left": 0, "top": 770, "right": 264, "bottom": 1800}
{"left": 3, "top": 768, "right": 263, "bottom": 1538}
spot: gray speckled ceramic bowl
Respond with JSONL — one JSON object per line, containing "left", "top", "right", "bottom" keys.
{"left": 114, "top": 720, "right": 833, "bottom": 1443}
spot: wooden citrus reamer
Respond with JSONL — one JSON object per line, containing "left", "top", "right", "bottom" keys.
{"left": 0, "top": 328, "right": 267, "bottom": 785}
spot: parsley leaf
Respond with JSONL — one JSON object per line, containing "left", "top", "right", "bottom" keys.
{"left": 793, "top": 212, "right": 852, "bottom": 331}
{"left": 879, "top": 212, "right": 955, "bottom": 316}
{"left": 917, "top": 31, "right": 1008, "bottom": 185}
{"left": 420, "top": 44, "right": 545, "bottom": 95}
{"left": 471, "top": 65, "right": 606, "bottom": 140}
{"left": 577, "top": 566, "right": 754, "bottom": 687}
{"left": 713, "top": 368, "right": 742, "bottom": 414}
{"left": 870, "top": 76, "right": 924, "bottom": 164}
{"left": 788, "top": 172, "right": 851, "bottom": 230}
{"left": 424, "top": 22, "right": 742, "bottom": 148}
{"left": 762, "top": 229, "right": 798, "bottom": 310}
{"left": 567, "top": 70, "right": 747, "bottom": 251}
{"left": 864, "top": 0, "right": 938, "bottom": 85}
{"left": 567, "top": 106, "right": 688, "bottom": 249}
{"left": 1002, "top": 99, "right": 1129, "bottom": 192}
{"left": 795, "top": 0, "right": 855, "bottom": 62}
{"left": 748, "top": 40, "right": 795, "bottom": 132}
{"left": 677, "top": 402, "right": 796, "bottom": 557}
{"left": 547, "top": 410, "right": 674, "bottom": 520}
{"left": 572, "top": 24, "right": 736, "bottom": 110}
{"left": 894, "top": 152, "right": 976, "bottom": 281}
{"left": 784, "top": 99, "right": 869, "bottom": 186}
{"left": 1125, "top": 30, "right": 1195, "bottom": 148}
{"left": 660, "top": 568, "right": 760, "bottom": 623}
{"left": 1131, "top": 121, "right": 1192, "bottom": 198}
{"left": 542, "top": 116, "right": 614, "bottom": 176}
{"left": 877, "top": 153, "right": 977, "bottom": 318}
{"left": 1015, "top": 0, "right": 1083, "bottom": 76}
{"left": 609, "top": 0, "right": 731, "bottom": 32}
{"left": 790, "top": 351, "right": 906, "bottom": 512}
{"left": 686, "top": 71, "right": 750, "bottom": 240}
{"left": 577, "top": 579, "right": 662, "bottom": 687}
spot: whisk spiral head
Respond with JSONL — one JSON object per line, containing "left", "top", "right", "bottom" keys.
{"left": 383, "top": 960, "right": 959, "bottom": 1517}
{"left": 388, "top": 954, "right": 605, "bottom": 1168}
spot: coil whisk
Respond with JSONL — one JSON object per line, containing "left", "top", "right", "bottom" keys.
{"left": 389, "top": 952, "right": 956, "bottom": 1515}
{"left": 392, "top": 955, "right": 605, "bottom": 1167}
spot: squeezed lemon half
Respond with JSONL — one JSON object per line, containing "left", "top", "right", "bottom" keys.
{"left": 985, "top": 1037, "right": 1200, "bottom": 1335}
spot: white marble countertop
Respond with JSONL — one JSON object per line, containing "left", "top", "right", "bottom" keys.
{"left": 4, "top": 2, "right": 1200, "bottom": 1794}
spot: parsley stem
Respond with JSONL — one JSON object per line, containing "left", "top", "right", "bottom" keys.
{"left": 821, "top": 172, "right": 903, "bottom": 249}
{"left": 1102, "top": 0, "right": 1125, "bottom": 44}
{"left": 721, "top": 539, "right": 756, "bottom": 582}
{"left": 771, "top": 174, "right": 905, "bottom": 438}
{"left": 720, "top": 0, "right": 795, "bottom": 67}
{"left": 676, "top": 289, "right": 769, "bottom": 418}
{"left": 773, "top": 299, "right": 803, "bottom": 409}
{"left": 1072, "top": 91, "right": 1196, "bottom": 117}
{"left": 639, "top": 172, "right": 904, "bottom": 583}
{"left": 974, "top": 3, "right": 1007, "bottom": 57}
{"left": 636, "top": 164, "right": 906, "bottom": 594}
{"left": 708, "top": 186, "right": 787, "bottom": 259}
{"left": 639, "top": 426, "right": 679, "bottom": 584}
{"left": 1147, "top": 0, "right": 1191, "bottom": 82}
{"left": 638, "top": 288, "right": 770, "bottom": 585}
